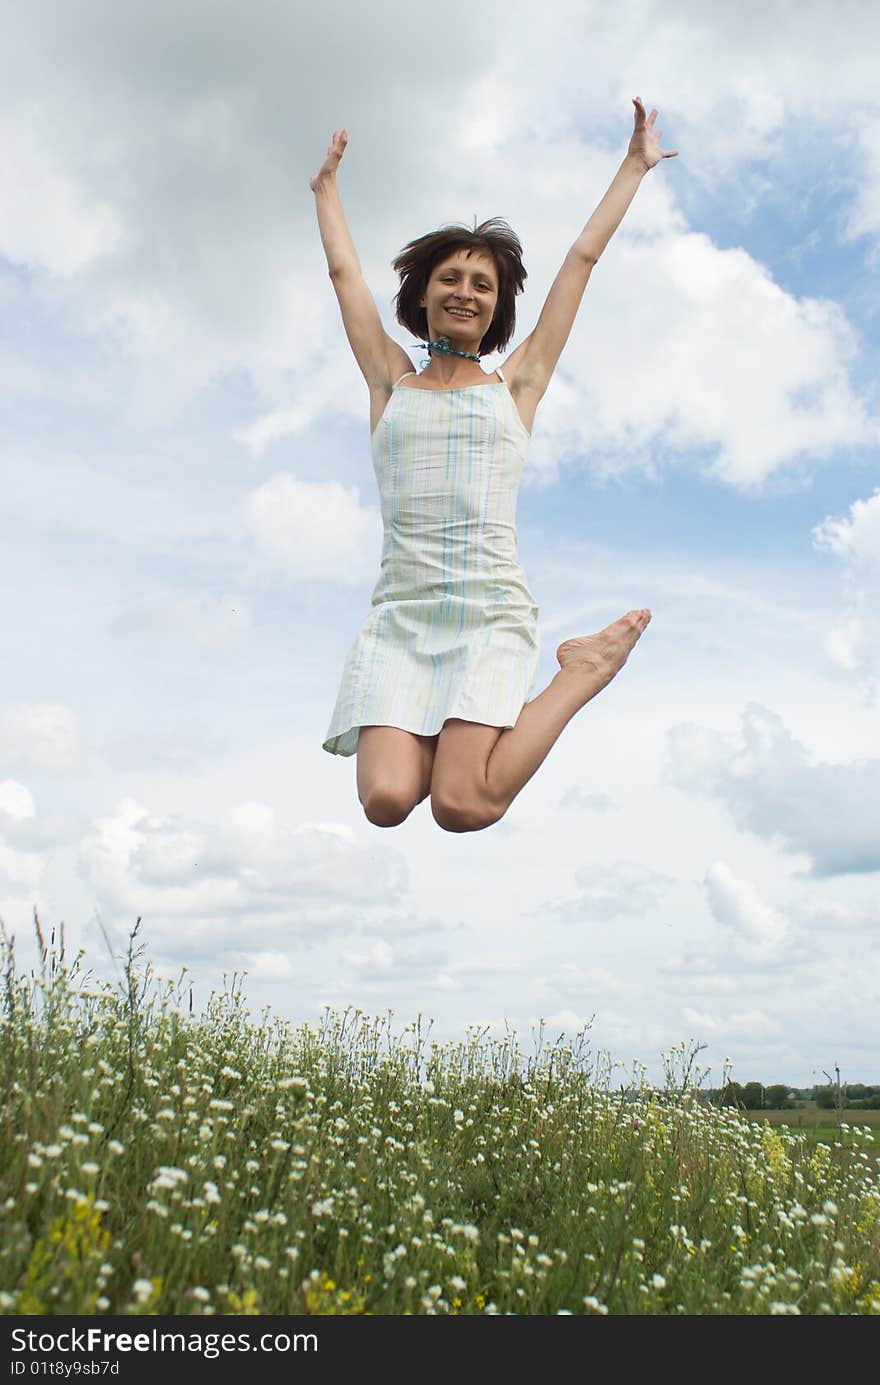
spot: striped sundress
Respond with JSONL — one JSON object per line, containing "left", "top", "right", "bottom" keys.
{"left": 322, "top": 366, "right": 540, "bottom": 757}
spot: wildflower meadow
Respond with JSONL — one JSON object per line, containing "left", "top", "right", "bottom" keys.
{"left": 1, "top": 917, "right": 878, "bottom": 1316}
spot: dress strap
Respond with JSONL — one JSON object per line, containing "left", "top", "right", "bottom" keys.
{"left": 393, "top": 371, "right": 417, "bottom": 387}
{"left": 495, "top": 366, "right": 505, "bottom": 381}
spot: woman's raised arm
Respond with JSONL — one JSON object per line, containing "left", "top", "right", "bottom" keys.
{"left": 503, "top": 98, "right": 678, "bottom": 404}
{"left": 311, "top": 130, "right": 412, "bottom": 392}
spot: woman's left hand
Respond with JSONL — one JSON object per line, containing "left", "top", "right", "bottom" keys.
{"left": 628, "top": 96, "right": 678, "bottom": 171}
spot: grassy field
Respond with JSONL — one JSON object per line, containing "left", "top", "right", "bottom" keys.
{"left": 1, "top": 922, "right": 879, "bottom": 1316}
{"left": 745, "top": 1108, "right": 880, "bottom": 1140}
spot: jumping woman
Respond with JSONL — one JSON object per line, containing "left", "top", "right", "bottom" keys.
{"left": 312, "top": 98, "right": 677, "bottom": 833}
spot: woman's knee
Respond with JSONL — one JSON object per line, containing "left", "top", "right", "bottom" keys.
{"left": 361, "top": 785, "right": 418, "bottom": 828}
{"left": 430, "top": 792, "right": 504, "bottom": 834}
{"left": 357, "top": 727, "right": 434, "bottom": 826}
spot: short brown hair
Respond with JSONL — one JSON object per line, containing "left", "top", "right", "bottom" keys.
{"left": 392, "top": 218, "right": 526, "bottom": 357}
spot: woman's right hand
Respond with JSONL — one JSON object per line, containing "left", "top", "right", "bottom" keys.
{"left": 309, "top": 129, "right": 348, "bottom": 191}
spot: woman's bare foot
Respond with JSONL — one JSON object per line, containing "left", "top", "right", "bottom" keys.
{"left": 556, "top": 609, "right": 652, "bottom": 699}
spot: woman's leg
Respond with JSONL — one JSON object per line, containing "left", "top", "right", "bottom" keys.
{"left": 357, "top": 725, "right": 439, "bottom": 827}
{"left": 431, "top": 610, "right": 651, "bottom": 832}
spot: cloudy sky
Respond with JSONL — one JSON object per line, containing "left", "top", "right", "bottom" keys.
{"left": 2, "top": 0, "right": 878, "bottom": 1087}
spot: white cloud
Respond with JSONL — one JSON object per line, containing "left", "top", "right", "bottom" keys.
{"left": 0, "top": 780, "right": 44, "bottom": 897}
{"left": 342, "top": 938, "right": 394, "bottom": 973}
{"left": 0, "top": 704, "right": 80, "bottom": 771}
{"left": 813, "top": 487, "right": 880, "bottom": 569}
{"left": 582, "top": 967, "right": 621, "bottom": 990}
{"left": 0, "top": 782, "right": 78, "bottom": 863}
{"left": 0, "top": 841, "right": 43, "bottom": 895}
{"left": 704, "top": 861, "right": 788, "bottom": 963}
{"left": 78, "top": 797, "right": 411, "bottom": 961}
{"left": 524, "top": 230, "right": 875, "bottom": 491}
{"left": 798, "top": 891, "right": 878, "bottom": 934}
{"left": 545, "top": 860, "right": 672, "bottom": 922}
{"left": 812, "top": 489, "right": 880, "bottom": 694}
{"left": 724, "top": 1010, "right": 782, "bottom": 1041}
{"left": 0, "top": 781, "right": 35, "bottom": 821}
{"left": 559, "top": 787, "right": 617, "bottom": 813}
{"left": 842, "top": 111, "right": 880, "bottom": 251}
{"left": 0, "top": 110, "right": 124, "bottom": 276}
{"left": 544, "top": 1008, "right": 592, "bottom": 1035}
{"left": 238, "top": 950, "right": 294, "bottom": 981}
{"left": 682, "top": 1007, "right": 718, "bottom": 1030}
{"left": 822, "top": 616, "right": 866, "bottom": 674}
{"left": 664, "top": 703, "right": 880, "bottom": 876}
{"left": 244, "top": 474, "right": 382, "bottom": 583}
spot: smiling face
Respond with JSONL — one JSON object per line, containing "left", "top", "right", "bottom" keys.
{"left": 419, "top": 249, "right": 499, "bottom": 350}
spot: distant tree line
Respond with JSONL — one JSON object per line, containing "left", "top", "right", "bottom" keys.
{"left": 812, "top": 1084, "right": 880, "bottom": 1110}
{"left": 706, "top": 1083, "right": 880, "bottom": 1110}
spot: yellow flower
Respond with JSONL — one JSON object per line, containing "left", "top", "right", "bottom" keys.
{"left": 303, "top": 1271, "right": 366, "bottom": 1316}
{"left": 760, "top": 1126, "right": 791, "bottom": 1182}
{"left": 18, "top": 1196, "right": 111, "bottom": 1315}
{"left": 227, "top": 1288, "right": 261, "bottom": 1314}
